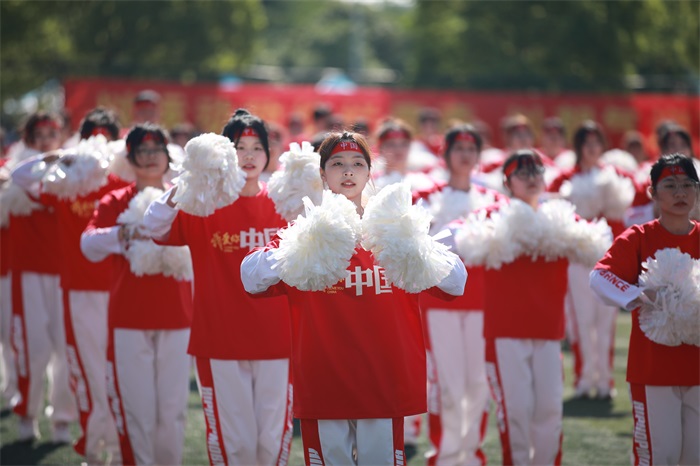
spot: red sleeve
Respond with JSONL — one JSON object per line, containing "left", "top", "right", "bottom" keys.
{"left": 85, "top": 192, "right": 121, "bottom": 232}
{"left": 547, "top": 170, "right": 570, "bottom": 193}
{"left": 594, "top": 226, "right": 642, "bottom": 284}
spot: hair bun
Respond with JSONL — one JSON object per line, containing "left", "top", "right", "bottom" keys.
{"left": 233, "top": 108, "right": 251, "bottom": 117}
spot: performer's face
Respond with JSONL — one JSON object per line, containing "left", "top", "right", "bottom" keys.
{"left": 652, "top": 173, "right": 699, "bottom": 218}
{"left": 236, "top": 136, "right": 266, "bottom": 181}
{"left": 320, "top": 151, "right": 370, "bottom": 204}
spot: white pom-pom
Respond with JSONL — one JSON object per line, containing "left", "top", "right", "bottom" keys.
{"left": 118, "top": 188, "right": 193, "bottom": 280}
{"left": 600, "top": 167, "right": 635, "bottom": 220}
{"left": 161, "top": 245, "right": 194, "bottom": 282}
{"left": 107, "top": 140, "right": 136, "bottom": 182}
{"left": 362, "top": 182, "right": 453, "bottom": 293}
{"left": 271, "top": 191, "right": 361, "bottom": 291}
{"left": 455, "top": 209, "right": 494, "bottom": 267}
{"left": 638, "top": 248, "right": 700, "bottom": 346}
{"left": 602, "top": 149, "right": 638, "bottom": 173}
{"left": 172, "top": 133, "right": 246, "bottom": 217}
{"left": 124, "top": 240, "right": 165, "bottom": 277}
{"left": 42, "top": 136, "right": 111, "bottom": 199}
{"left": 0, "top": 182, "right": 42, "bottom": 223}
{"left": 267, "top": 141, "right": 323, "bottom": 221}
{"left": 427, "top": 187, "right": 496, "bottom": 234}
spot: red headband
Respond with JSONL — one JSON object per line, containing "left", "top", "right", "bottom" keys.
{"left": 240, "top": 127, "right": 258, "bottom": 138}
{"left": 331, "top": 140, "right": 364, "bottom": 156}
{"left": 34, "top": 119, "right": 60, "bottom": 131}
{"left": 379, "top": 129, "right": 409, "bottom": 144}
{"left": 503, "top": 161, "right": 518, "bottom": 178}
{"left": 90, "top": 127, "right": 111, "bottom": 138}
{"left": 658, "top": 165, "right": 687, "bottom": 183}
{"left": 127, "top": 132, "right": 160, "bottom": 153}
{"left": 454, "top": 132, "right": 476, "bottom": 144}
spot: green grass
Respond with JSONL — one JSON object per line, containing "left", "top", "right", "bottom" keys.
{"left": 0, "top": 312, "right": 634, "bottom": 465}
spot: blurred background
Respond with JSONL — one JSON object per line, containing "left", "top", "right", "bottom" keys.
{"left": 1, "top": 0, "right": 699, "bottom": 153}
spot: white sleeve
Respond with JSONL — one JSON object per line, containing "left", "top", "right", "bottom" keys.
{"left": 80, "top": 227, "right": 123, "bottom": 263}
{"left": 240, "top": 249, "right": 282, "bottom": 294}
{"left": 143, "top": 186, "right": 178, "bottom": 241}
{"left": 436, "top": 252, "right": 468, "bottom": 296}
{"left": 589, "top": 269, "right": 642, "bottom": 310}
{"left": 10, "top": 156, "right": 44, "bottom": 197}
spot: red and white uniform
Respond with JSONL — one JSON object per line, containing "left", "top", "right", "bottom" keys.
{"left": 144, "top": 183, "right": 293, "bottom": 466}
{"left": 12, "top": 157, "right": 127, "bottom": 459}
{"left": 0, "top": 160, "right": 17, "bottom": 406}
{"left": 590, "top": 220, "right": 700, "bottom": 465}
{"left": 414, "top": 184, "right": 506, "bottom": 466}
{"left": 548, "top": 165, "right": 634, "bottom": 397}
{"left": 241, "top": 241, "right": 467, "bottom": 465}
{"left": 456, "top": 203, "right": 565, "bottom": 466}
{"left": 81, "top": 184, "right": 193, "bottom": 466}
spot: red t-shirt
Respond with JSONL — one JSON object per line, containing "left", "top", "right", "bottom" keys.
{"left": 254, "top": 246, "right": 454, "bottom": 419}
{"left": 0, "top": 226, "right": 9, "bottom": 276}
{"left": 41, "top": 174, "right": 128, "bottom": 290}
{"left": 595, "top": 220, "right": 700, "bottom": 386}
{"left": 9, "top": 208, "right": 60, "bottom": 275}
{"left": 158, "top": 184, "right": 291, "bottom": 360}
{"left": 85, "top": 185, "right": 193, "bottom": 330}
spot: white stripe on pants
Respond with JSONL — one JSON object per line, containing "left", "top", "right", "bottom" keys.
{"left": 196, "top": 358, "right": 293, "bottom": 465}
{"left": 426, "top": 310, "right": 490, "bottom": 466}
{"left": 486, "top": 338, "right": 563, "bottom": 466}
{"left": 567, "top": 263, "right": 617, "bottom": 394}
{"left": 0, "top": 273, "right": 17, "bottom": 404}
{"left": 13, "top": 272, "right": 74, "bottom": 422}
{"left": 67, "top": 290, "right": 119, "bottom": 460}
{"left": 113, "top": 328, "right": 191, "bottom": 466}
{"left": 629, "top": 384, "right": 700, "bottom": 466}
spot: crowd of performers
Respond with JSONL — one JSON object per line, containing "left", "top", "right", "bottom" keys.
{"left": 0, "top": 98, "right": 698, "bottom": 466}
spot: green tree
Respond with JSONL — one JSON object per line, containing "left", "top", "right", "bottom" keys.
{"left": 1, "top": 0, "right": 266, "bottom": 101}
{"left": 405, "top": 0, "right": 699, "bottom": 92}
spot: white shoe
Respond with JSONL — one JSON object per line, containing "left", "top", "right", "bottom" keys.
{"left": 18, "top": 416, "right": 40, "bottom": 441}
{"left": 51, "top": 421, "right": 72, "bottom": 444}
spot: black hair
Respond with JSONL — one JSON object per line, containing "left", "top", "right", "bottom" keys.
{"left": 502, "top": 149, "right": 544, "bottom": 179}
{"left": 649, "top": 153, "right": 699, "bottom": 190}
{"left": 444, "top": 124, "right": 483, "bottom": 157}
{"left": 125, "top": 123, "right": 171, "bottom": 170}
{"left": 79, "top": 107, "right": 120, "bottom": 141}
{"left": 572, "top": 120, "right": 606, "bottom": 165}
{"left": 660, "top": 126, "right": 693, "bottom": 156}
{"left": 22, "top": 111, "right": 63, "bottom": 145}
{"left": 222, "top": 109, "right": 270, "bottom": 170}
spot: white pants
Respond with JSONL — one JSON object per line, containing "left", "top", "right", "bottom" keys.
{"left": 486, "top": 338, "right": 563, "bottom": 466}
{"left": 195, "top": 357, "right": 294, "bottom": 466}
{"left": 301, "top": 418, "right": 405, "bottom": 466}
{"left": 629, "top": 384, "right": 700, "bottom": 466}
{"left": 425, "top": 310, "right": 490, "bottom": 466}
{"left": 567, "top": 263, "right": 617, "bottom": 395}
{"left": 11, "top": 272, "right": 75, "bottom": 423}
{"left": 108, "top": 328, "right": 191, "bottom": 466}
{"left": 0, "top": 273, "right": 17, "bottom": 405}
{"left": 64, "top": 289, "right": 119, "bottom": 460}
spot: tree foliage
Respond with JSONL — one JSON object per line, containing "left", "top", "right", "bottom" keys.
{"left": 1, "top": 0, "right": 697, "bottom": 102}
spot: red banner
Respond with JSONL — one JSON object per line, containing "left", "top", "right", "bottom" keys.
{"left": 64, "top": 78, "right": 698, "bottom": 154}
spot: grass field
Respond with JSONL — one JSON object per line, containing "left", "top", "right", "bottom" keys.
{"left": 0, "top": 312, "right": 634, "bottom": 465}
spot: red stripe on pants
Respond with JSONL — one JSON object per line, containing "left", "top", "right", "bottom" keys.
{"left": 275, "top": 367, "right": 294, "bottom": 466}
{"left": 392, "top": 417, "right": 406, "bottom": 466}
{"left": 62, "top": 289, "right": 93, "bottom": 457}
{"left": 106, "top": 331, "right": 135, "bottom": 465}
{"left": 195, "top": 358, "right": 228, "bottom": 466}
{"left": 485, "top": 339, "right": 514, "bottom": 465}
{"left": 10, "top": 272, "right": 29, "bottom": 417}
{"left": 629, "top": 384, "right": 654, "bottom": 466}
{"left": 300, "top": 419, "right": 326, "bottom": 466}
